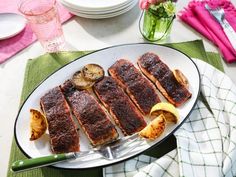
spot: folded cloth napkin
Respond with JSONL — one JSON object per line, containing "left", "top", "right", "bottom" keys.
{"left": 104, "top": 59, "right": 236, "bottom": 177}
{"left": 179, "top": 0, "right": 236, "bottom": 63}
{"left": 0, "top": 0, "right": 73, "bottom": 64}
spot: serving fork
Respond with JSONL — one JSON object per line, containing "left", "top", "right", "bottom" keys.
{"left": 205, "top": 4, "right": 236, "bottom": 50}
{"left": 11, "top": 133, "right": 143, "bottom": 172}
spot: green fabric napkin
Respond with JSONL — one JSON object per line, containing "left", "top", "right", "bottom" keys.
{"left": 7, "top": 40, "right": 224, "bottom": 177}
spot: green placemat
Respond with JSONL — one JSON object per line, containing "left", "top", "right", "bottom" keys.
{"left": 7, "top": 40, "right": 224, "bottom": 177}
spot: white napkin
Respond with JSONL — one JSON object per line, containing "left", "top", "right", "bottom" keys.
{"left": 103, "top": 59, "right": 236, "bottom": 177}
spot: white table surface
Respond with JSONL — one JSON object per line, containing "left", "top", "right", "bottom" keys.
{"left": 0, "top": 1, "right": 236, "bottom": 176}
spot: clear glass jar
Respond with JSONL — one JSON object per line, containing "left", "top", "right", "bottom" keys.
{"left": 142, "top": 10, "right": 175, "bottom": 41}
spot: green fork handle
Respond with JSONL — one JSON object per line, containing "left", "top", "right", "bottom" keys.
{"left": 11, "top": 153, "right": 75, "bottom": 172}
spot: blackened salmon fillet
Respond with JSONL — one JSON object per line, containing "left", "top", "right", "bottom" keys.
{"left": 137, "top": 52, "right": 192, "bottom": 107}
{"left": 109, "top": 59, "right": 161, "bottom": 115}
{"left": 93, "top": 76, "right": 147, "bottom": 135}
{"left": 61, "top": 80, "right": 118, "bottom": 146}
{"left": 40, "top": 86, "right": 80, "bottom": 153}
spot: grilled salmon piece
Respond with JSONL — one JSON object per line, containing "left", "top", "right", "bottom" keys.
{"left": 61, "top": 80, "right": 118, "bottom": 146}
{"left": 109, "top": 59, "right": 161, "bottom": 115}
{"left": 40, "top": 86, "right": 80, "bottom": 153}
{"left": 137, "top": 52, "right": 192, "bottom": 107}
{"left": 93, "top": 76, "right": 147, "bottom": 136}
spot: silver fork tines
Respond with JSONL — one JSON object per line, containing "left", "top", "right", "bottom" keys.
{"left": 74, "top": 133, "right": 143, "bottom": 160}
{"left": 205, "top": 4, "right": 236, "bottom": 50}
{"left": 205, "top": 4, "right": 224, "bottom": 23}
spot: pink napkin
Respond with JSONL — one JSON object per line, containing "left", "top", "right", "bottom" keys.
{"left": 0, "top": 0, "right": 73, "bottom": 64}
{"left": 179, "top": 0, "right": 236, "bottom": 63}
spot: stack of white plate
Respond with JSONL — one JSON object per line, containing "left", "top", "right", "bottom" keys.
{"left": 59, "top": 0, "right": 138, "bottom": 19}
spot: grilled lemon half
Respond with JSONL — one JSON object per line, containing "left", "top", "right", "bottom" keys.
{"left": 72, "top": 70, "right": 95, "bottom": 90}
{"left": 82, "top": 64, "right": 104, "bottom": 82}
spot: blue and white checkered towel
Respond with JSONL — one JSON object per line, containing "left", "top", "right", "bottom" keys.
{"left": 104, "top": 59, "right": 236, "bottom": 177}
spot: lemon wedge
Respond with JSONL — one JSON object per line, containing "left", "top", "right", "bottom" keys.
{"left": 150, "top": 102, "right": 179, "bottom": 124}
{"left": 139, "top": 114, "right": 166, "bottom": 140}
{"left": 29, "top": 109, "right": 48, "bottom": 141}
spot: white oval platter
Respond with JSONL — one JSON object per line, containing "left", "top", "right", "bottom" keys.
{"left": 14, "top": 43, "right": 200, "bottom": 169}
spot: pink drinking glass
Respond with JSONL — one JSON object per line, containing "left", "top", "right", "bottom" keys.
{"left": 19, "top": 0, "right": 65, "bottom": 52}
